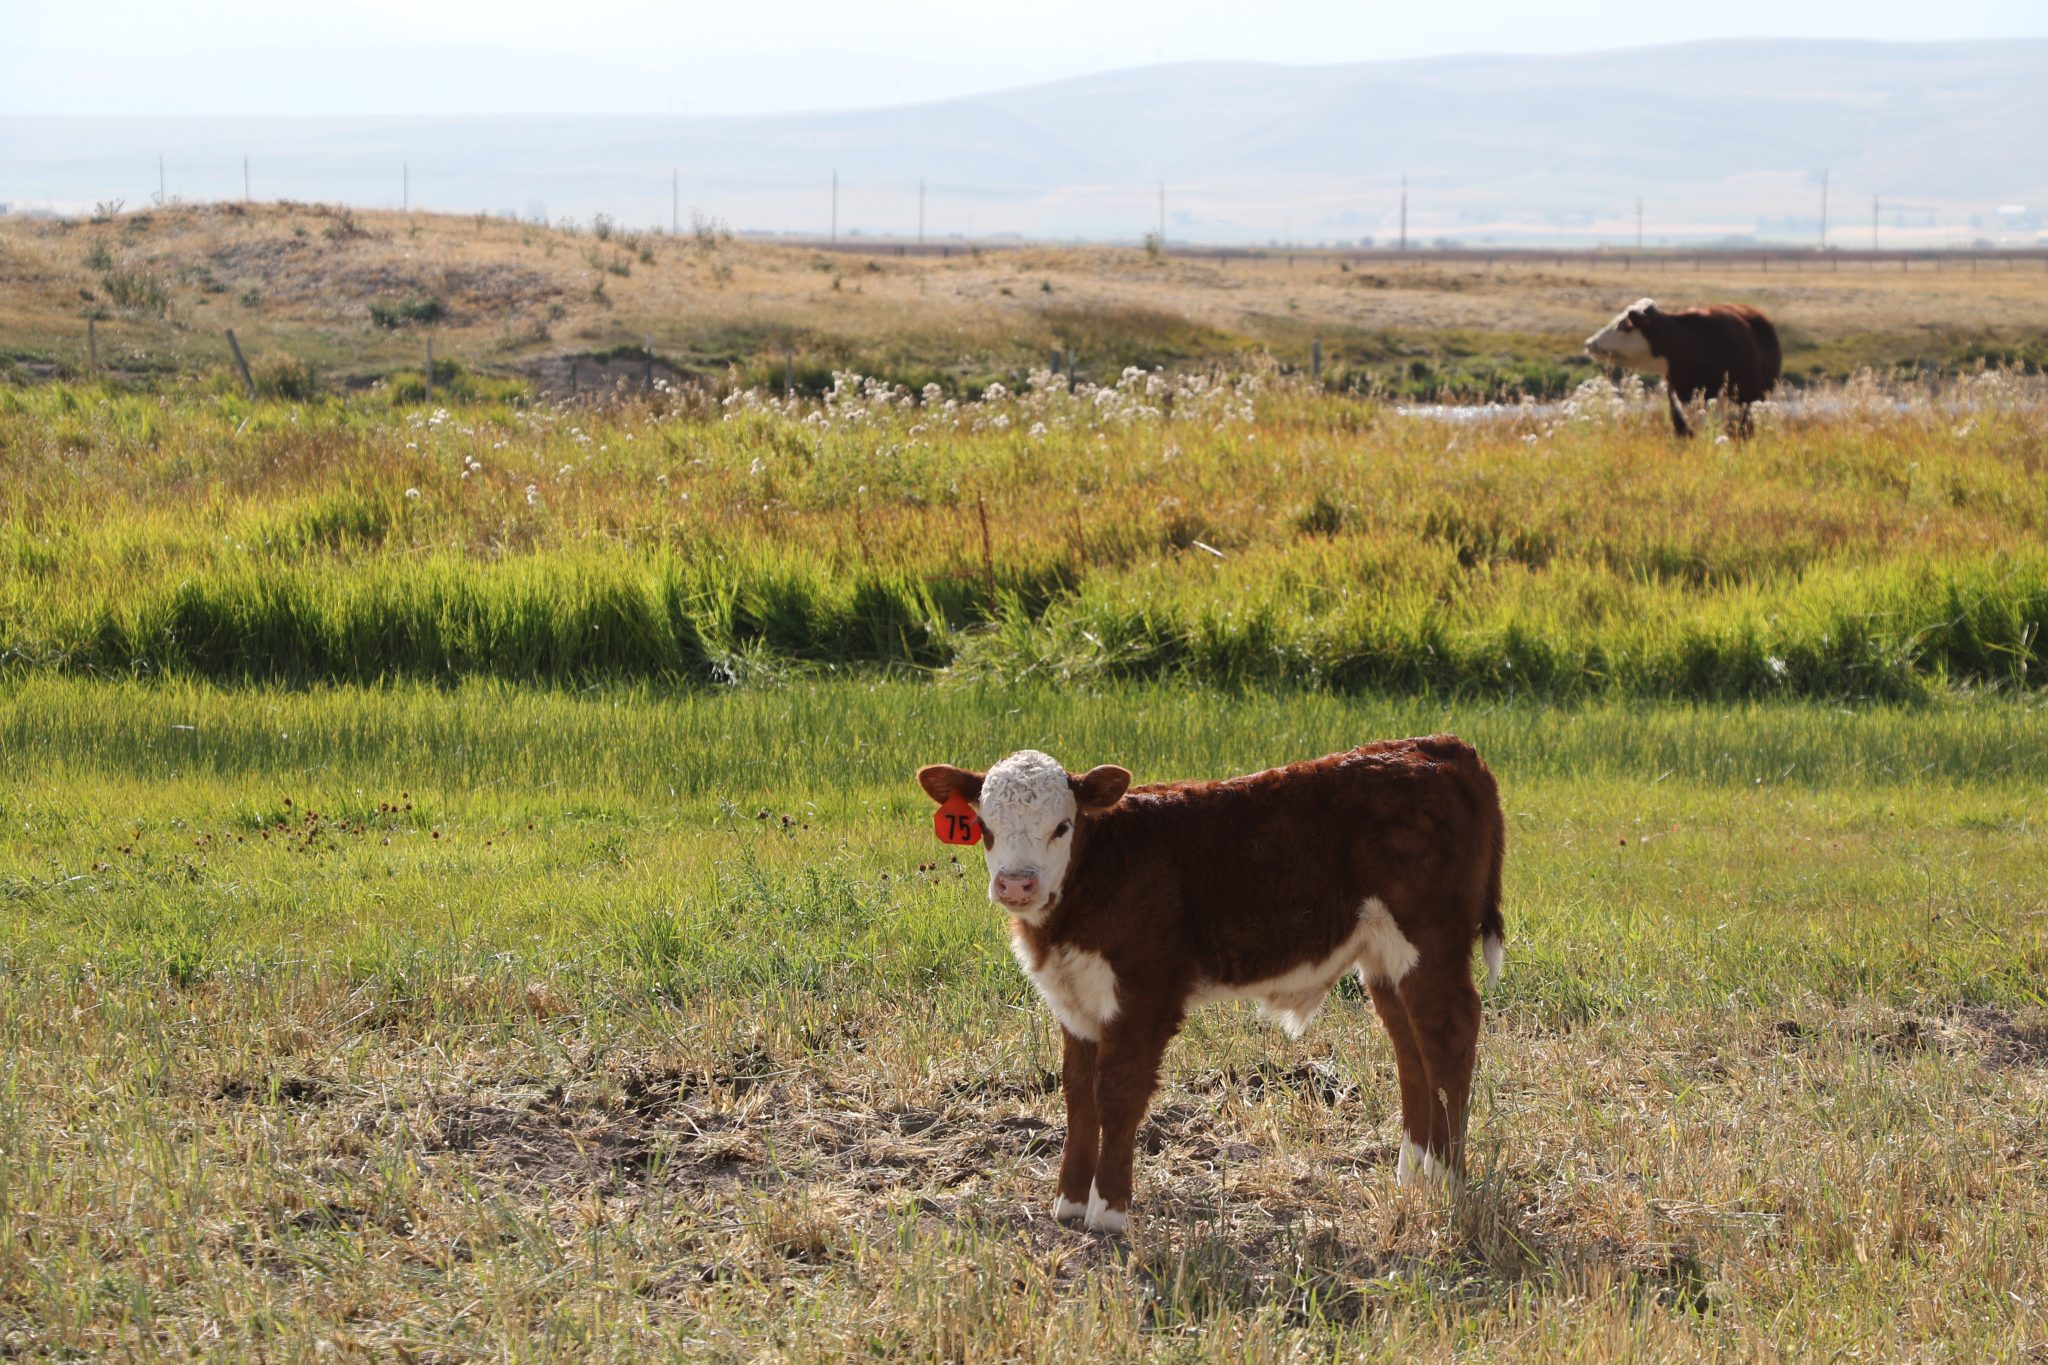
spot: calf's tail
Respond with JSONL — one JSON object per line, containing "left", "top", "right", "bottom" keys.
{"left": 1480, "top": 796, "right": 1507, "bottom": 986}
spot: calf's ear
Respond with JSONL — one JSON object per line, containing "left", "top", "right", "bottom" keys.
{"left": 1073, "top": 764, "right": 1132, "bottom": 811}
{"left": 917, "top": 764, "right": 984, "bottom": 804}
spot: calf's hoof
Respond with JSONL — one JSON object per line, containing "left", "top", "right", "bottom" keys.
{"left": 1395, "top": 1137, "right": 1458, "bottom": 1188}
{"left": 1052, "top": 1194, "right": 1089, "bottom": 1224}
{"left": 1084, "top": 1184, "right": 1129, "bottom": 1235}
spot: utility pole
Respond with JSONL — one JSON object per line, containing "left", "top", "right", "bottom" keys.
{"left": 831, "top": 168, "right": 838, "bottom": 242}
{"left": 1818, "top": 168, "right": 1828, "bottom": 249}
{"left": 1636, "top": 197, "right": 1643, "bottom": 249}
{"left": 918, "top": 176, "right": 925, "bottom": 246}
{"left": 1157, "top": 180, "right": 1165, "bottom": 247}
{"left": 403, "top": 162, "right": 409, "bottom": 213}
{"left": 1399, "top": 173, "right": 1408, "bottom": 251}
{"left": 243, "top": 155, "right": 250, "bottom": 203}
{"left": 157, "top": 154, "right": 165, "bottom": 205}
{"left": 671, "top": 167, "right": 678, "bottom": 235}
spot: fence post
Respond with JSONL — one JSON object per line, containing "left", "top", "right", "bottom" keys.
{"left": 784, "top": 347, "right": 795, "bottom": 400}
{"left": 976, "top": 494, "right": 998, "bottom": 612}
{"left": 1049, "top": 348, "right": 1061, "bottom": 375}
{"left": 644, "top": 334, "right": 654, "bottom": 389}
{"left": 1065, "top": 348, "right": 1076, "bottom": 382}
{"left": 425, "top": 336, "right": 434, "bottom": 402}
{"left": 1311, "top": 337, "right": 1322, "bottom": 382}
{"left": 224, "top": 328, "right": 256, "bottom": 398}
{"left": 87, "top": 318, "right": 98, "bottom": 376}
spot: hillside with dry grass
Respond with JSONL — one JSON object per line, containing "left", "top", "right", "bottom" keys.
{"left": 5, "top": 203, "right": 2048, "bottom": 398}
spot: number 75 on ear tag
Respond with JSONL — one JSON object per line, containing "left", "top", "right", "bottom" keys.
{"left": 934, "top": 792, "right": 982, "bottom": 846}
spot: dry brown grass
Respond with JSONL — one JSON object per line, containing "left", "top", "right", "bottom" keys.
{"left": 7, "top": 969, "right": 2044, "bottom": 1359}
{"left": 5, "top": 203, "right": 2046, "bottom": 387}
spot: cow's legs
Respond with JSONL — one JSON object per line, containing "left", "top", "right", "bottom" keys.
{"left": 1053, "top": 1027, "right": 1099, "bottom": 1222}
{"left": 1085, "top": 1017, "right": 1174, "bottom": 1234}
{"left": 1366, "top": 979, "right": 1439, "bottom": 1185}
{"left": 1396, "top": 955, "right": 1483, "bottom": 1179}
{"left": 1665, "top": 384, "right": 1691, "bottom": 436}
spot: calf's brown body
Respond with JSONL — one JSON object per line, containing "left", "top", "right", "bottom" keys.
{"left": 919, "top": 735, "right": 1505, "bottom": 1231}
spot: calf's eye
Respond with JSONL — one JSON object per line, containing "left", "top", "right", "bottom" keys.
{"left": 1054, "top": 821, "right": 1071, "bottom": 838}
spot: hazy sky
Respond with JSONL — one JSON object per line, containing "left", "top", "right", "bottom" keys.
{"left": 6, "top": 0, "right": 2047, "bottom": 116}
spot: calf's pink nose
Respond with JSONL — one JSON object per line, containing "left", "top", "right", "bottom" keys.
{"left": 993, "top": 874, "right": 1039, "bottom": 906}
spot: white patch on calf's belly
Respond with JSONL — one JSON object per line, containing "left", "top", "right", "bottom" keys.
{"left": 1354, "top": 896, "right": 1421, "bottom": 985}
{"left": 1012, "top": 938, "right": 1120, "bottom": 1042}
{"left": 1189, "top": 896, "right": 1419, "bottom": 1038}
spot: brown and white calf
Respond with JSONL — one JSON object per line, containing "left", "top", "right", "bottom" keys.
{"left": 917, "top": 737, "right": 1506, "bottom": 1234}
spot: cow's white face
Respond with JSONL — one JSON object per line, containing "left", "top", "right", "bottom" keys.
{"left": 1585, "top": 298, "right": 1663, "bottom": 372}
{"left": 976, "top": 750, "right": 1079, "bottom": 921}
{"left": 916, "top": 751, "right": 1132, "bottom": 925}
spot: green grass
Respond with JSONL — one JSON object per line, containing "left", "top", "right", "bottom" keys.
{"left": 1, "top": 678, "right": 2043, "bottom": 1358}
{"left": 4, "top": 369, "right": 2045, "bottom": 699}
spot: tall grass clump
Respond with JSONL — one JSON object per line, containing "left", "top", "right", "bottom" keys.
{"left": 2, "top": 366, "right": 2043, "bottom": 697}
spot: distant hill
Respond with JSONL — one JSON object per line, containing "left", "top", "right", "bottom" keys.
{"left": 4, "top": 39, "right": 2045, "bottom": 245}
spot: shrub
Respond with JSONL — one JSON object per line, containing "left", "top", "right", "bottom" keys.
{"left": 100, "top": 269, "right": 168, "bottom": 317}
{"left": 322, "top": 209, "right": 369, "bottom": 242}
{"left": 691, "top": 211, "right": 731, "bottom": 254}
{"left": 369, "top": 296, "right": 449, "bottom": 328}
{"left": 252, "top": 355, "right": 319, "bottom": 401}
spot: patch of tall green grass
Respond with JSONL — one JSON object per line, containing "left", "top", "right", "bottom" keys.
{"left": 4, "top": 370, "right": 2043, "bottom": 697}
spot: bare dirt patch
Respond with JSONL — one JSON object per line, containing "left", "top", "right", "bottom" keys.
{"left": 519, "top": 351, "right": 698, "bottom": 399}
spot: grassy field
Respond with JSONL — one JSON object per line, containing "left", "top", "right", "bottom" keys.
{"left": 5, "top": 204, "right": 2048, "bottom": 397}
{"left": 5, "top": 365, "right": 2046, "bottom": 699}
{"left": 3, "top": 221, "right": 2046, "bottom": 1357}
{"left": 2, "top": 679, "right": 2045, "bottom": 1358}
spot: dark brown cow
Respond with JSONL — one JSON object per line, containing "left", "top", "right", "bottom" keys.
{"left": 917, "top": 737, "right": 1506, "bottom": 1234}
{"left": 1584, "top": 297, "right": 1782, "bottom": 436}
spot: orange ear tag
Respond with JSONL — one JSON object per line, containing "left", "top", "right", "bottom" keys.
{"left": 934, "top": 792, "right": 983, "bottom": 846}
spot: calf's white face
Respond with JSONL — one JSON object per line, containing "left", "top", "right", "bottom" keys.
{"left": 976, "top": 750, "right": 1080, "bottom": 920}
{"left": 916, "top": 750, "right": 1131, "bottom": 923}
{"left": 1585, "top": 298, "right": 1663, "bottom": 372}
